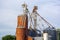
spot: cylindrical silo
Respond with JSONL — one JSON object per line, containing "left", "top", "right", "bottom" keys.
{"left": 16, "top": 14, "right": 28, "bottom": 40}
{"left": 43, "top": 32, "right": 48, "bottom": 40}
{"left": 43, "top": 27, "right": 57, "bottom": 40}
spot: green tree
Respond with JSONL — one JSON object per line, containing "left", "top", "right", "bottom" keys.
{"left": 57, "top": 29, "right": 60, "bottom": 40}
{"left": 2, "top": 35, "right": 16, "bottom": 40}
{"left": 59, "top": 33, "right": 60, "bottom": 40}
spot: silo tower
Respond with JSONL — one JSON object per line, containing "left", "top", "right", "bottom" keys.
{"left": 16, "top": 3, "right": 28, "bottom": 40}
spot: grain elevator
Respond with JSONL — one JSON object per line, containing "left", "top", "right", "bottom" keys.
{"left": 16, "top": 3, "right": 57, "bottom": 40}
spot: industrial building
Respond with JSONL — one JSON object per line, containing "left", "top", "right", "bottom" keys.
{"left": 16, "top": 3, "right": 57, "bottom": 40}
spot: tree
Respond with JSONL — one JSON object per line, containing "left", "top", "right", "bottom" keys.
{"left": 2, "top": 35, "right": 16, "bottom": 40}
{"left": 57, "top": 29, "right": 60, "bottom": 40}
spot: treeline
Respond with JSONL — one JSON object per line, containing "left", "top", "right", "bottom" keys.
{"left": 2, "top": 35, "right": 16, "bottom": 40}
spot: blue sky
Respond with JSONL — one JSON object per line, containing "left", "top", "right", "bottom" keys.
{"left": 0, "top": 0, "right": 60, "bottom": 40}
